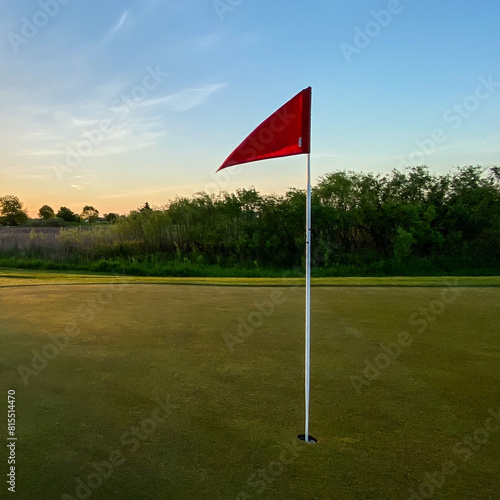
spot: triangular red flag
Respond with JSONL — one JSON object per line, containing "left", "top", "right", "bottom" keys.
{"left": 217, "top": 87, "right": 311, "bottom": 172}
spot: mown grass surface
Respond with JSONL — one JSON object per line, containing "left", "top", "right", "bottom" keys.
{"left": 1, "top": 282, "right": 499, "bottom": 499}
{"left": 1, "top": 267, "right": 500, "bottom": 288}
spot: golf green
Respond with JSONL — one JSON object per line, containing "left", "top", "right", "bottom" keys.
{"left": 1, "top": 282, "right": 499, "bottom": 499}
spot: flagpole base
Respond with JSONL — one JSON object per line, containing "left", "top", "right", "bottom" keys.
{"left": 298, "top": 434, "right": 317, "bottom": 444}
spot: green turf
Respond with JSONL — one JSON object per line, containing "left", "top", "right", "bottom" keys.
{"left": 1, "top": 282, "right": 499, "bottom": 499}
{"left": 1, "top": 267, "right": 500, "bottom": 287}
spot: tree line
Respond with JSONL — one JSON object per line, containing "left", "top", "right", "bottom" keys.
{"left": 1, "top": 165, "right": 499, "bottom": 276}
{"left": 0, "top": 197, "right": 116, "bottom": 226}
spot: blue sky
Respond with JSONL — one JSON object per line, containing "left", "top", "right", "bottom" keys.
{"left": 1, "top": 0, "right": 499, "bottom": 216}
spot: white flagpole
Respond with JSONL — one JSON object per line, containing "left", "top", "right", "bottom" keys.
{"left": 305, "top": 152, "right": 312, "bottom": 442}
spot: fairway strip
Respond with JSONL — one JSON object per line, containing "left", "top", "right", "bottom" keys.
{"left": 1, "top": 269, "right": 500, "bottom": 288}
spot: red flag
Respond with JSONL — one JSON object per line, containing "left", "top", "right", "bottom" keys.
{"left": 217, "top": 87, "right": 311, "bottom": 172}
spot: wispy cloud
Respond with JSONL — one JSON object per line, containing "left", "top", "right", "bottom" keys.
{"left": 8, "top": 102, "right": 169, "bottom": 164}
{"left": 17, "top": 149, "right": 66, "bottom": 157}
{"left": 0, "top": 165, "right": 55, "bottom": 181}
{"left": 312, "top": 150, "right": 341, "bottom": 159}
{"left": 101, "top": 10, "right": 130, "bottom": 45}
{"left": 111, "top": 11, "right": 129, "bottom": 36}
{"left": 191, "top": 33, "right": 225, "bottom": 52}
{"left": 141, "top": 83, "right": 227, "bottom": 111}
{"left": 237, "top": 29, "right": 265, "bottom": 46}
{"left": 103, "top": 182, "right": 202, "bottom": 200}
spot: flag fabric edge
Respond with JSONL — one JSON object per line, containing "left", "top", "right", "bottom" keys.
{"left": 217, "top": 87, "right": 312, "bottom": 172}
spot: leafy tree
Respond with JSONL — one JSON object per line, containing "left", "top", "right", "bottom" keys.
{"left": 490, "top": 166, "right": 500, "bottom": 183}
{"left": 38, "top": 205, "right": 55, "bottom": 220}
{"left": 81, "top": 205, "right": 99, "bottom": 224}
{"left": 0, "top": 195, "right": 28, "bottom": 226}
{"left": 1, "top": 166, "right": 497, "bottom": 275}
{"left": 56, "top": 206, "right": 80, "bottom": 223}
{"left": 105, "top": 213, "right": 118, "bottom": 224}
{"left": 393, "top": 227, "right": 416, "bottom": 261}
